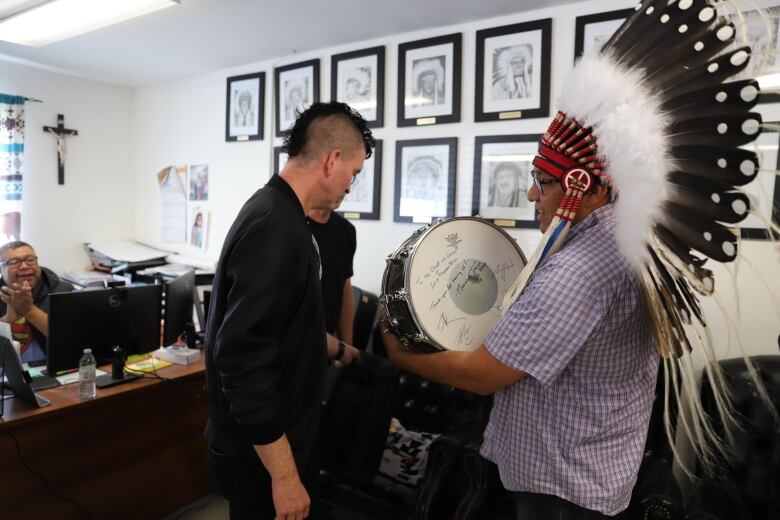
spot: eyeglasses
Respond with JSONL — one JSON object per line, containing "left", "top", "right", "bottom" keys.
{"left": 530, "top": 172, "right": 558, "bottom": 195}
{"left": 0, "top": 255, "right": 38, "bottom": 267}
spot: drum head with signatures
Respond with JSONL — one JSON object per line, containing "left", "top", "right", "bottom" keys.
{"left": 399, "top": 217, "right": 526, "bottom": 352}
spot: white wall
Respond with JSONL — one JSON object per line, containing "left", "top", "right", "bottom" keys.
{"left": 0, "top": 59, "right": 135, "bottom": 274}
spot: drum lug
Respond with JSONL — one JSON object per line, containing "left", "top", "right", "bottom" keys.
{"left": 389, "top": 290, "right": 408, "bottom": 303}
{"left": 412, "top": 332, "right": 427, "bottom": 343}
{"left": 386, "top": 249, "right": 409, "bottom": 262}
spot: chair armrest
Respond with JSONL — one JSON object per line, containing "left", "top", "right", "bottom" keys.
{"left": 629, "top": 453, "right": 683, "bottom": 519}
{"left": 681, "top": 477, "right": 751, "bottom": 520}
{"left": 413, "top": 422, "right": 483, "bottom": 520}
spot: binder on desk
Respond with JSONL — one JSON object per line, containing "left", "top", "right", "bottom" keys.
{"left": 84, "top": 241, "right": 169, "bottom": 275}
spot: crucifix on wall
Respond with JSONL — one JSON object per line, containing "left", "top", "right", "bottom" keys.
{"left": 43, "top": 114, "right": 78, "bottom": 185}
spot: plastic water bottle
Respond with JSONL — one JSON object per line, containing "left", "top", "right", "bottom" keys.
{"left": 78, "top": 348, "right": 96, "bottom": 399}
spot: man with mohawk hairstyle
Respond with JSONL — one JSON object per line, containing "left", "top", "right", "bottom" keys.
{"left": 382, "top": 0, "right": 777, "bottom": 518}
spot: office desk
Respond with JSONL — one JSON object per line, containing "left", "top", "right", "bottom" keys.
{"left": 0, "top": 359, "right": 211, "bottom": 519}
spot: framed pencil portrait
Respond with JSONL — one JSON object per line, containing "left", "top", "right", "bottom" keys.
{"left": 273, "top": 146, "right": 289, "bottom": 173}
{"left": 475, "top": 19, "right": 551, "bottom": 122}
{"left": 337, "top": 140, "right": 383, "bottom": 220}
{"left": 574, "top": 9, "right": 633, "bottom": 61}
{"left": 226, "top": 72, "right": 264, "bottom": 142}
{"left": 472, "top": 134, "right": 540, "bottom": 228}
{"left": 394, "top": 138, "right": 457, "bottom": 224}
{"left": 728, "top": 3, "right": 780, "bottom": 103}
{"left": 331, "top": 46, "right": 385, "bottom": 128}
{"left": 274, "top": 59, "right": 320, "bottom": 137}
{"left": 397, "top": 33, "right": 462, "bottom": 127}
{"left": 739, "top": 124, "right": 780, "bottom": 239}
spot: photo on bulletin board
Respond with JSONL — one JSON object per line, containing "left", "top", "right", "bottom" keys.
{"left": 331, "top": 46, "right": 385, "bottom": 128}
{"left": 397, "top": 33, "right": 462, "bottom": 127}
{"left": 739, "top": 124, "right": 780, "bottom": 239}
{"left": 475, "top": 19, "right": 551, "bottom": 122}
{"left": 188, "top": 164, "right": 209, "bottom": 201}
{"left": 338, "top": 140, "right": 382, "bottom": 220}
{"left": 472, "top": 134, "right": 540, "bottom": 228}
{"left": 573, "top": 9, "right": 633, "bottom": 61}
{"left": 189, "top": 206, "right": 209, "bottom": 250}
{"left": 728, "top": 3, "right": 780, "bottom": 103}
{"left": 275, "top": 59, "right": 320, "bottom": 137}
{"left": 226, "top": 72, "right": 264, "bottom": 142}
{"left": 394, "top": 137, "right": 457, "bottom": 224}
{"left": 273, "top": 146, "right": 289, "bottom": 173}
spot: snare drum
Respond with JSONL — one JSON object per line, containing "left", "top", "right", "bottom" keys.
{"left": 381, "top": 217, "right": 527, "bottom": 353}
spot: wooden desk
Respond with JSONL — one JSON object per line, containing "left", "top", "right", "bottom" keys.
{"left": 0, "top": 358, "right": 211, "bottom": 519}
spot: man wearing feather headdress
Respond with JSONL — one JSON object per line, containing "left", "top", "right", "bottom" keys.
{"left": 383, "top": 148, "right": 657, "bottom": 517}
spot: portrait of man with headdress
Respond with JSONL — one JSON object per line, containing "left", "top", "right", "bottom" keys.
{"left": 404, "top": 155, "right": 443, "bottom": 199}
{"left": 399, "top": 147, "right": 450, "bottom": 219}
{"left": 491, "top": 44, "right": 533, "bottom": 100}
{"left": 411, "top": 57, "right": 446, "bottom": 107}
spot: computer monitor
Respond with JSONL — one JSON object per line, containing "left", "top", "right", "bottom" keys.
{"left": 162, "top": 271, "right": 196, "bottom": 347}
{"left": 47, "top": 285, "right": 163, "bottom": 375}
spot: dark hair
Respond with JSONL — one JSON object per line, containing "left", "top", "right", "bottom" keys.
{"left": 282, "top": 101, "right": 375, "bottom": 160}
{"left": 0, "top": 240, "right": 32, "bottom": 256}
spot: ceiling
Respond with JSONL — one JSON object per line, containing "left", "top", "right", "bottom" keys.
{"left": 0, "top": 0, "right": 574, "bottom": 87}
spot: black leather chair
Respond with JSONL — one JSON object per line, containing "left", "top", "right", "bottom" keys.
{"left": 682, "top": 355, "right": 780, "bottom": 520}
{"left": 320, "top": 286, "right": 492, "bottom": 520}
{"left": 350, "top": 285, "right": 378, "bottom": 352}
{"left": 319, "top": 360, "right": 491, "bottom": 519}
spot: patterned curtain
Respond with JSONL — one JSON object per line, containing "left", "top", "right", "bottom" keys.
{"left": 0, "top": 94, "right": 25, "bottom": 243}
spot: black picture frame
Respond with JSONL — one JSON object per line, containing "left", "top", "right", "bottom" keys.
{"left": 331, "top": 46, "right": 385, "bottom": 128}
{"left": 740, "top": 123, "right": 780, "bottom": 239}
{"left": 274, "top": 59, "right": 320, "bottom": 137}
{"left": 475, "top": 19, "right": 551, "bottom": 122}
{"left": 397, "top": 33, "right": 462, "bottom": 127}
{"left": 273, "top": 146, "right": 289, "bottom": 173}
{"left": 337, "top": 140, "right": 383, "bottom": 220}
{"left": 574, "top": 9, "right": 633, "bottom": 61}
{"left": 472, "top": 134, "right": 540, "bottom": 228}
{"left": 226, "top": 72, "right": 265, "bottom": 142}
{"left": 394, "top": 137, "right": 457, "bottom": 224}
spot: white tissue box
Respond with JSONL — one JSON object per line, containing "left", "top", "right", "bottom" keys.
{"left": 152, "top": 346, "right": 200, "bottom": 365}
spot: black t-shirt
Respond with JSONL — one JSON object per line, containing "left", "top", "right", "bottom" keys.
{"left": 308, "top": 212, "right": 356, "bottom": 335}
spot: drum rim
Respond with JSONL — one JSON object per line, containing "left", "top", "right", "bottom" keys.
{"left": 402, "top": 216, "right": 528, "bottom": 350}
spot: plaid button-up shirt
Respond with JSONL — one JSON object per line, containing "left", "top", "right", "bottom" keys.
{"left": 482, "top": 204, "right": 659, "bottom": 515}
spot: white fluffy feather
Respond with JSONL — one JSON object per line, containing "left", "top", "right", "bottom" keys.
{"left": 557, "top": 53, "right": 671, "bottom": 270}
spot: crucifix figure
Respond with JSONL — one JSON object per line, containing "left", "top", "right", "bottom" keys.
{"left": 43, "top": 114, "right": 78, "bottom": 185}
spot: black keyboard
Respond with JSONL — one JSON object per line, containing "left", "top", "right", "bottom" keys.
{"left": 29, "top": 374, "right": 61, "bottom": 391}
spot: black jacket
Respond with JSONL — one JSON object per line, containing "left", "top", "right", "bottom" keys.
{"left": 204, "top": 175, "right": 327, "bottom": 476}
{"left": 0, "top": 267, "right": 74, "bottom": 353}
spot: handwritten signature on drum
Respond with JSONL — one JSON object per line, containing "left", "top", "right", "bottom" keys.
{"left": 416, "top": 248, "right": 459, "bottom": 290}
{"left": 437, "top": 312, "right": 474, "bottom": 347}
{"left": 496, "top": 258, "right": 515, "bottom": 283}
